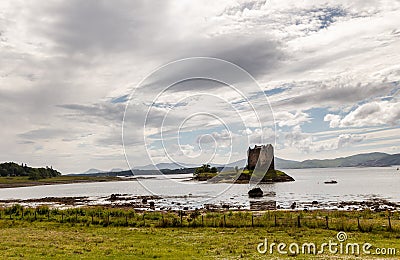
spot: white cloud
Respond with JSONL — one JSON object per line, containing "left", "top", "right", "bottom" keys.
{"left": 197, "top": 129, "right": 233, "bottom": 148}
{"left": 274, "top": 110, "right": 311, "bottom": 127}
{"left": 283, "top": 125, "right": 365, "bottom": 153}
{"left": 337, "top": 133, "right": 365, "bottom": 148}
{"left": 325, "top": 100, "right": 400, "bottom": 128}
{"left": 239, "top": 127, "right": 275, "bottom": 144}
{"left": 324, "top": 114, "right": 341, "bottom": 128}
{"left": 284, "top": 125, "right": 313, "bottom": 153}
{"left": 239, "top": 128, "right": 253, "bottom": 135}
{"left": 1, "top": 0, "right": 399, "bottom": 172}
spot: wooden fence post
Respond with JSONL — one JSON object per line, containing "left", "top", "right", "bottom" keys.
{"left": 325, "top": 216, "right": 329, "bottom": 229}
{"left": 297, "top": 215, "right": 301, "bottom": 228}
{"left": 388, "top": 216, "right": 392, "bottom": 231}
{"left": 357, "top": 217, "right": 361, "bottom": 230}
{"left": 251, "top": 214, "right": 254, "bottom": 227}
{"left": 201, "top": 215, "right": 204, "bottom": 226}
{"left": 274, "top": 215, "right": 277, "bottom": 227}
{"left": 223, "top": 215, "right": 226, "bottom": 227}
{"left": 180, "top": 211, "right": 183, "bottom": 226}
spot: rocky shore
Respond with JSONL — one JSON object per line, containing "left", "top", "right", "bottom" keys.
{"left": 1, "top": 194, "right": 398, "bottom": 213}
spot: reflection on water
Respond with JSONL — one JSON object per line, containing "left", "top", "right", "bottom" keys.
{"left": 0, "top": 167, "right": 399, "bottom": 210}
{"left": 250, "top": 200, "right": 276, "bottom": 210}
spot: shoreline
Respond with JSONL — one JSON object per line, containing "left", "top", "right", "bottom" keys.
{"left": 1, "top": 194, "right": 398, "bottom": 212}
{"left": 0, "top": 176, "right": 135, "bottom": 189}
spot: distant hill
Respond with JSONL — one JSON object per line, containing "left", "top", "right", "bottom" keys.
{"left": 82, "top": 168, "right": 105, "bottom": 174}
{"left": 277, "top": 152, "right": 400, "bottom": 168}
{"left": 74, "top": 152, "right": 400, "bottom": 177}
{"left": 359, "top": 153, "right": 400, "bottom": 167}
{"left": 275, "top": 158, "right": 302, "bottom": 169}
{"left": 182, "top": 152, "right": 400, "bottom": 169}
{"left": 137, "top": 162, "right": 198, "bottom": 170}
{"left": 110, "top": 168, "right": 124, "bottom": 172}
{"left": 0, "top": 162, "right": 61, "bottom": 180}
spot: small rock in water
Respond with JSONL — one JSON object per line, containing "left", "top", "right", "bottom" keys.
{"left": 248, "top": 187, "right": 263, "bottom": 198}
{"left": 312, "top": 200, "right": 318, "bottom": 205}
{"left": 183, "top": 206, "right": 189, "bottom": 210}
{"left": 110, "top": 194, "right": 119, "bottom": 201}
{"left": 142, "top": 198, "right": 147, "bottom": 204}
{"left": 149, "top": 201, "right": 155, "bottom": 209}
{"left": 290, "top": 202, "right": 296, "bottom": 209}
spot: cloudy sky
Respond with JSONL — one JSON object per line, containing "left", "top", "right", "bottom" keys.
{"left": 1, "top": 0, "right": 399, "bottom": 173}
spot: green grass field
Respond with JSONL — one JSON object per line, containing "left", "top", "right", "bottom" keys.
{"left": 0, "top": 220, "right": 399, "bottom": 259}
{"left": 0, "top": 207, "right": 399, "bottom": 259}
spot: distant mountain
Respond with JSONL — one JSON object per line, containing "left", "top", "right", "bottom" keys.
{"left": 221, "top": 152, "right": 400, "bottom": 169}
{"left": 215, "top": 157, "right": 299, "bottom": 169}
{"left": 79, "top": 168, "right": 124, "bottom": 175}
{"left": 224, "top": 159, "right": 246, "bottom": 168}
{"left": 110, "top": 168, "right": 124, "bottom": 172}
{"left": 275, "top": 158, "right": 301, "bottom": 169}
{"left": 137, "top": 162, "right": 198, "bottom": 170}
{"left": 135, "top": 158, "right": 305, "bottom": 171}
{"left": 297, "top": 152, "right": 389, "bottom": 168}
{"left": 277, "top": 152, "right": 400, "bottom": 169}
{"left": 359, "top": 153, "right": 400, "bottom": 167}
{"left": 76, "top": 152, "right": 400, "bottom": 177}
{"left": 82, "top": 168, "right": 105, "bottom": 174}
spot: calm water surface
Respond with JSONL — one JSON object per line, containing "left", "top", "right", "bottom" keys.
{"left": 0, "top": 167, "right": 399, "bottom": 210}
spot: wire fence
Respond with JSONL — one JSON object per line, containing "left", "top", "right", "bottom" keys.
{"left": 0, "top": 205, "right": 399, "bottom": 232}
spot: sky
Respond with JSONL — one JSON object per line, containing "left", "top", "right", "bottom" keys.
{"left": 0, "top": 0, "right": 399, "bottom": 173}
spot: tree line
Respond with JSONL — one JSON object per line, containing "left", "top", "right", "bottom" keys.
{"left": 0, "top": 162, "right": 61, "bottom": 180}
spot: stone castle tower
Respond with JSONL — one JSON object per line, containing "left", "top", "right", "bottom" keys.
{"left": 247, "top": 144, "right": 275, "bottom": 172}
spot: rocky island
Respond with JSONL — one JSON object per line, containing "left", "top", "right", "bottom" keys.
{"left": 194, "top": 144, "right": 294, "bottom": 183}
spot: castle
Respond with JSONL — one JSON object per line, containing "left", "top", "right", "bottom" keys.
{"left": 247, "top": 144, "right": 275, "bottom": 172}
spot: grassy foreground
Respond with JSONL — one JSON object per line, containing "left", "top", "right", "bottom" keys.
{"left": 0, "top": 220, "right": 399, "bottom": 259}
{"left": 0, "top": 207, "right": 399, "bottom": 259}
